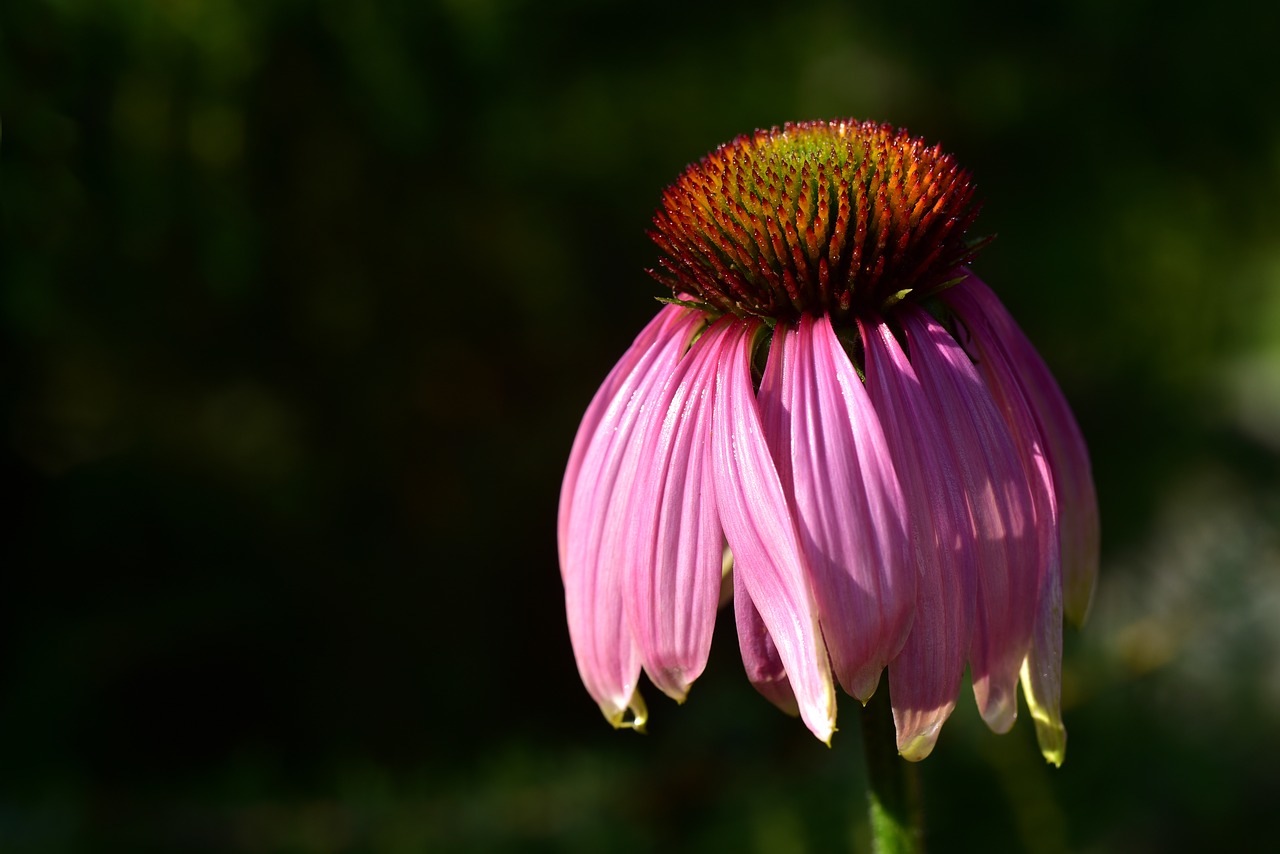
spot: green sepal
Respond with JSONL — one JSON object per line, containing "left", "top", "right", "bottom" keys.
{"left": 654, "top": 296, "right": 719, "bottom": 316}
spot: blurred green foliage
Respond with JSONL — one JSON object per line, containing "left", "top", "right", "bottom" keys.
{"left": 3, "top": 0, "right": 1280, "bottom": 851}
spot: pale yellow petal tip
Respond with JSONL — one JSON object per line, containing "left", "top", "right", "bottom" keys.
{"left": 897, "top": 725, "right": 943, "bottom": 762}
{"left": 1034, "top": 719, "right": 1067, "bottom": 767}
{"left": 1020, "top": 664, "right": 1066, "bottom": 766}
{"left": 604, "top": 690, "right": 649, "bottom": 734}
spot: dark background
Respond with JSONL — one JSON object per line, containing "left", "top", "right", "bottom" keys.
{"left": 4, "top": 1, "right": 1280, "bottom": 851}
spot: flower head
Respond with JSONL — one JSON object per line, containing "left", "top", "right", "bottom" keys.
{"left": 558, "top": 120, "right": 1098, "bottom": 764}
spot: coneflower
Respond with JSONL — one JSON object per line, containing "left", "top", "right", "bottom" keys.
{"left": 557, "top": 120, "right": 1098, "bottom": 766}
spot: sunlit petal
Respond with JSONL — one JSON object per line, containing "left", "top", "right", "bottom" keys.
{"left": 623, "top": 318, "right": 724, "bottom": 701}
{"left": 953, "top": 272, "right": 1099, "bottom": 626}
{"left": 759, "top": 316, "right": 913, "bottom": 701}
{"left": 861, "top": 316, "right": 976, "bottom": 760}
{"left": 900, "top": 305, "right": 1036, "bottom": 733}
{"left": 711, "top": 318, "right": 836, "bottom": 743}
{"left": 947, "top": 279, "right": 1065, "bottom": 763}
{"left": 558, "top": 304, "right": 697, "bottom": 570}
{"left": 561, "top": 306, "right": 702, "bottom": 727}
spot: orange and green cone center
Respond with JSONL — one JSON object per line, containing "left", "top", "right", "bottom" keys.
{"left": 649, "top": 120, "right": 989, "bottom": 322}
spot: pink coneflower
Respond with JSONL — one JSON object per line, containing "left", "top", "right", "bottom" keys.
{"left": 557, "top": 120, "right": 1098, "bottom": 764}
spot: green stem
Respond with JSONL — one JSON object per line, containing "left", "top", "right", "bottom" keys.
{"left": 860, "top": 690, "right": 924, "bottom": 854}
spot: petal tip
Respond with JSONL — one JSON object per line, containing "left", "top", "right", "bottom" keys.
{"left": 896, "top": 720, "right": 944, "bottom": 762}
{"left": 979, "top": 690, "right": 1018, "bottom": 735}
{"left": 849, "top": 669, "right": 884, "bottom": 706}
{"left": 603, "top": 689, "right": 650, "bottom": 733}
{"left": 646, "top": 662, "right": 699, "bottom": 706}
{"left": 1034, "top": 719, "right": 1067, "bottom": 767}
{"left": 655, "top": 673, "right": 691, "bottom": 705}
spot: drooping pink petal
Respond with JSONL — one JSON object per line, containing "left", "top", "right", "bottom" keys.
{"left": 758, "top": 316, "right": 913, "bottom": 701}
{"left": 951, "top": 272, "right": 1099, "bottom": 626}
{"left": 622, "top": 317, "right": 725, "bottom": 702}
{"left": 860, "top": 316, "right": 976, "bottom": 761}
{"left": 900, "top": 305, "right": 1037, "bottom": 734}
{"left": 946, "top": 280, "right": 1065, "bottom": 764}
{"left": 710, "top": 317, "right": 836, "bottom": 743}
{"left": 561, "top": 305, "right": 703, "bottom": 727}
{"left": 733, "top": 566, "right": 800, "bottom": 716}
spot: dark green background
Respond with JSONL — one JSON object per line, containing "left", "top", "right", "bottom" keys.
{"left": 5, "top": 1, "right": 1279, "bottom": 851}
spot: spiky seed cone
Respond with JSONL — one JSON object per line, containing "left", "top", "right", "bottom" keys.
{"left": 649, "top": 120, "right": 990, "bottom": 322}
